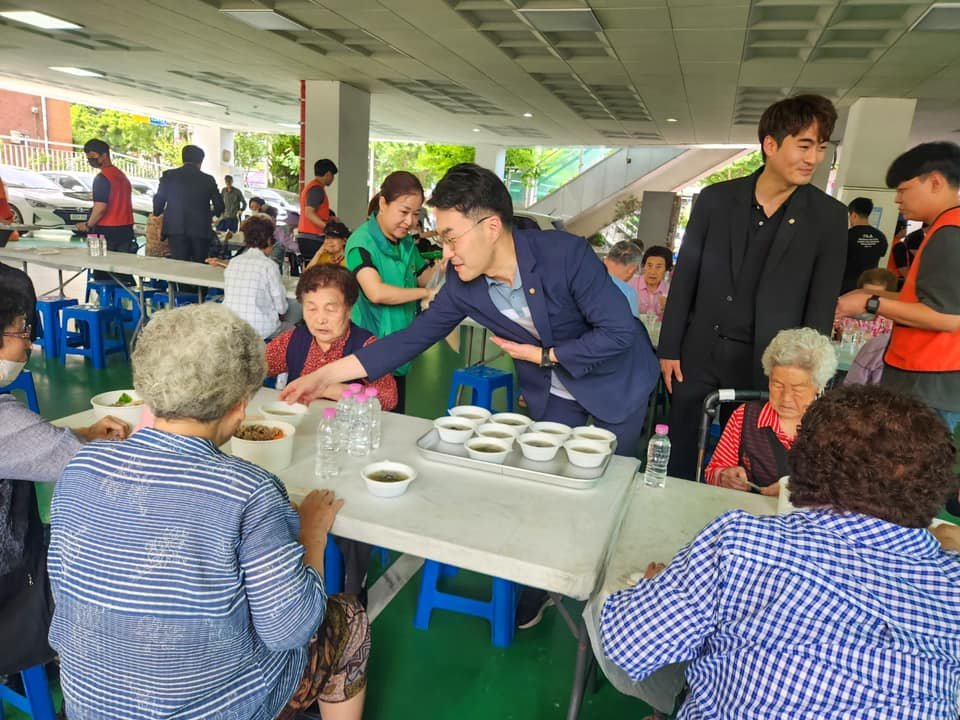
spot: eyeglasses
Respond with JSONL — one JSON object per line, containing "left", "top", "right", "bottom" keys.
{"left": 438, "top": 215, "right": 492, "bottom": 247}
{"left": 2, "top": 323, "right": 31, "bottom": 340}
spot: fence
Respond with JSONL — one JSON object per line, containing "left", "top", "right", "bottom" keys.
{"left": 0, "top": 135, "right": 164, "bottom": 178}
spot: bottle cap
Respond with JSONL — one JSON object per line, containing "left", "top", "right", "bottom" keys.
{"left": 364, "top": 386, "right": 378, "bottom": 397}
{"left": 655, "top": 424, "right": 669, "bottom": 435}
{"left": 341, "top": 388, "right": 354, "bottom": 399}
{"left": 323, "top": 408, "right": 336, "bottom": 419}
{"left": 348, "top": 383, "right": 363, "bottom": 393}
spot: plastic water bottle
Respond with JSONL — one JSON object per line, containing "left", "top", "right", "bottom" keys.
{"left": 644, "top": 424, "right": 671, "bottom": 488}
{"left": 315, "top": 408, "right": 341, "bottom": 481}
{"left": 348, "top": 393, "right": 372, "bottom": 457}
{"left": 364, "top": 386, "right": 382, "bottom": 450}
{"left": 281, "top": 254, "right": 292, "bottom": 280}
{"left": 336, "top": 388, "right": 355, "bottom": 444}
{"left": 98, "top": 235, "right": 107, "bottom": 256}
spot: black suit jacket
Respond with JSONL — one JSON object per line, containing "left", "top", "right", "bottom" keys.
{"left": 153, "top": 164, "right": 225, "bottom": 238}
{"left": 659, "top": 169, "right": 847, "bottom": 383}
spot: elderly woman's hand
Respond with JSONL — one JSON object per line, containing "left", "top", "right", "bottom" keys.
{"left": 77, "top": 416, "right": 130, "bottom": 442}
{"left": 717, "top": 466, "right": 751, "bottom": 492}
{"left": 298, "top": 490, "right": 344, "bottom": 547}
{"left": 931, "top": 522, "right": 960, "bottom": 552}
{"left": 760, "top": 481, "right": 781, "bottom": 497}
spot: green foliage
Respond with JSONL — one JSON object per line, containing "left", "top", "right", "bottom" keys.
{"left": 70, "top": 105, "right": 182, "bottom": 166}
{"left": 233, "top": 132, "right": 270, "bottom": 170}
{"left": 702, "top": 151, "right": 763, "bottom": 186}
{"left": 268, "top": 135, "right": 300, "bottom": 192}
{"left": 370, "top": 142, "right": 474, "bottom": 190}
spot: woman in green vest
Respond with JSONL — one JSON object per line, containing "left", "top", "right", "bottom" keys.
{"left": 346, "top": 171, "right": 439, "bottom": 411}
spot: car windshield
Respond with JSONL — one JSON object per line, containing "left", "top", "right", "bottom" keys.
{"left": 1, "top": 166, "right": 60, "bottom": 190}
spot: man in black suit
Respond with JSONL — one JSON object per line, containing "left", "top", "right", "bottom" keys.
{"left": 659, "top": 94, "right": 847, "bottom": 481}
{"left": 153, "top": 145, "right": 225, "bottom": 263}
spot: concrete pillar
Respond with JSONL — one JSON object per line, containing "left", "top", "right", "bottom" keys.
{"left": 188, "top": 125, "right": 234, "bottom": 182}
{"left": 302, "top": 80, "right": 370, "bottom": 229}
{"left": 474, "top": 143, "right": 506, "bottom": 178}
{"left": 833, "top": 97, "right": 917, "bottom": 261}
{"left": 635, "top": 191, "right": 678, "bottom": 249}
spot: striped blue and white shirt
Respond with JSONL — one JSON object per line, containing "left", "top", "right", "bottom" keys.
{"left": 48, "top": 428, "right": 326, "bottom": 720}
{"left": 601, "top": 509, "right": 960, "bottom": 719}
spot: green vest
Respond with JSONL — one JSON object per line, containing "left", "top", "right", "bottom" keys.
{"left": 346, "top": 214, "right": 425, "bottom": 376}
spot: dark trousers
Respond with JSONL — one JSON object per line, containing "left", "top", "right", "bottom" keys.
{"left": 540, "top": 393, "right": 648, "bottom": 458}
{"left": 167, "top": 233, "right": 212, "bottom": 263}
{"left": 394, "top": 374, "right": 407, "bottom": 415}
{"left": 666, "top": 337, "right": 758, "bottom": 480}
{"left": 92, "top": 225, "right": 137, "bottom": 284}
{"left": 298, "top": 234, "right": 324, "bottom": 265}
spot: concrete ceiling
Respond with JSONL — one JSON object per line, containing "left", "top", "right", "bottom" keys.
{"left": 0, "top": 0, "right": 958, "bottom": 146}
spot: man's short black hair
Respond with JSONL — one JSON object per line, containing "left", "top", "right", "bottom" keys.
{"left": 0, "top": 293, "right": 26, "bottom": 349}
{"left": 641, "top": 245, "right": 674, "bottom": 271}
{"left": 83, "top": 138, "right": 110, "bottom": 155}
{"left": 324, "top": 221, "right": 350, "bottom": 239}
{"left": 847, "top": 197, "right": 874, "bottom": 217}
{"left": 314, "top": 159, "right": 338, "bottom": 177}
{"left": 427, "top": 163, "right": 513, "bottom": 228}
{"left": 249, "top": 196, "right": 265, "bottom": 207}
{"left": 224, "top": 175, "right": 233, "bottom": 183}
{"left": 182, "top": 145, "right": 205, "bottom": 164}
{"left": 885, "top": 142, "right": 960, "bottom": 189}
{"left": 757, "top": 94, "right": 837, "bottom": 160}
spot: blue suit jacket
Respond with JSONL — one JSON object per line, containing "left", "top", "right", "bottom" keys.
{"left": 355, "top": 229, "right": 659, "bottom": 424}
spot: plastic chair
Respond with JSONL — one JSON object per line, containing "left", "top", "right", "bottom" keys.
{"left": 58, "top": 306, "right": 128, "bottom": 369}
{"left": 34, "top": 296, "right": 78, "bottom": 359}
{"left": 0, "top": 663, "right": 57, "bottom": 720}
{"left": 695, "top": 389, "right": 769, "bottom": 482}
{"left": 110, "top": 289, "right": 142, "bottom": 334}
{"left": 84, "top": 275, "right": 118, "bottom": 307}
{"left": 0, "top": 369, "right": 39, "bottom": 413}
{"left": 447, "top": 365, "right": 514, "bottom": 412}
{"left": 414, "top": 561, "right": 519, "bottom": 648}
{"left": 324, "top": 535, "right": 344, "bottom": 595}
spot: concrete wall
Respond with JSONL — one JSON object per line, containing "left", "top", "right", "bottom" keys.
{"left": 0, "top": 89, "right": 72, "bottom": 145}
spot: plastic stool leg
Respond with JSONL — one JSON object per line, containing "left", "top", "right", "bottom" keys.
{"left": 89, "top": 315, "right": 106, "bottom": 369}
{"left": 324, "top": 536, "right": 344, "bottom": 595}
{"left": 372, "top": 546, "right": 390, "bottom": 567}
{"left": 491, "top": 578, "right": 517, "bottom": 648}
{"left": 440, "top": 563, "right": 458, "bottom": 577}
{"left": 505, "top": 382, "right": 514, "bottom": 412}
{"left": 413, "top": 560, "right": 443, "bottom": 630}
{"left": 19, "top": 664, "right": 56, "bottom": 720}
{"left": 447, "top": 382, "right": 461, "bottom": 411}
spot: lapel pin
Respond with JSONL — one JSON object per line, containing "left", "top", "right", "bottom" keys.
{"left": 788, "top": 218, "right": 796, "bottom": 224}
{"left": 529, "top": 288, "right": 536, "bottom": 295}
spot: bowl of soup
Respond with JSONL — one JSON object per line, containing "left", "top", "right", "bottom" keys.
{"left": 260, "top": 401, "right": 310, "bottom": 427}
{"left": 434, "top": 416, "right": 476, "bottom": 444}
{"left": 475, "top": 422, "right": 520, "bottom": 443}
{"left": 530, "top": 421, "right": 572, "bottom": 441}
{"left": 563, "top": 438, "right": 611, "bottom": 468}
{"left": 464, "top": 436, "right": 512, "bottom": 464}
{"left": 362, "top": 461, "right": 417, "bottom": 498}
{"left": 571, "top": 426, "right": 616, "bottom": 448}
{"left": 448, "top": 405, "right": 492, "bottom": 427}
{"left": 90, "top": 389, "right": 145, "bottom": 428}
{"left": 517, "top": 432, "right": 563, "bottom": 462}
{"left": 490, "top": 412, "right": 533, "bottom": 430}
{"left": 230, "top": 420, "right": 296, "bottom": 473}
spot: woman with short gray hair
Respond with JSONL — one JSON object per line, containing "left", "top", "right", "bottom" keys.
{"left": 48, "top": 303, "right": 370, "bottom": 720}
{"left": 706, "top": 327, "right": 837, "bottom": 494}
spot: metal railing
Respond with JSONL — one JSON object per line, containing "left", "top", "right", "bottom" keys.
{"left": 0, "top": 135, "right": 163, "bottom": 178}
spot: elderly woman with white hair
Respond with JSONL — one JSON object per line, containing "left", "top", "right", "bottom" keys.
{"left": 705, "top": 327, "right": 837, "bottom": 494}
{"left": 47, "top": 303, "right": 369, "bottom": 720}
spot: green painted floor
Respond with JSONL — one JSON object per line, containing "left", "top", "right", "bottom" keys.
{"left": 6, "top": 335, "right": 653, "bottom": 719}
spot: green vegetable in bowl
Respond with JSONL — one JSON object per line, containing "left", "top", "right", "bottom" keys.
{"left": 110, "top": 392, "right": 142, "bottom": 407}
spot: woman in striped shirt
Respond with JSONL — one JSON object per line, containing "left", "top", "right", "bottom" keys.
{"left": 48, "top": 303, "right": 369, "bottom": 720}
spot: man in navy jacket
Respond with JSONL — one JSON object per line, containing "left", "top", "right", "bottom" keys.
{"left": 283, "top": 163, "right": 659, "bottom": 456}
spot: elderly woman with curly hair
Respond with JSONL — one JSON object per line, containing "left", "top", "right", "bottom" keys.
{"left": 601, "top": 384, "right": 960, "bottom": 719}
{"left": 706, "top": 327, "right": 837, "bottom": 493}
{"left": 47, "top": 304, "right": 369, "bottom": 720}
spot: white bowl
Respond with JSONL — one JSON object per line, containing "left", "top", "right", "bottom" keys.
{"left": 90, "top": 389, "right": 146, "bottom": 429}
{"left": 490, "top": 412, "right": 533, "bottom": 430}
{"left": 475, "top": 422, "right": 520, "bottom": 443}
{"left": 563, "top": 438, "right": 611, "bottom": 468}
{"left": 434, "top": 416, "right": 476, "bottom": 444}
{"left": 517, "top": 432, "right": 563, "bottom": 462}
{"left": 572, "top": 426, "right": 617, "bottom": 448}
{"left": 464, "top": 436, "right": 512, "bottom": 464}
{"left": 448, "top": 405, "right": 492, "bottom": 426}
{"left": 230, "top": 420, "right": 296, "bottom": 473}
{"left": 362, "top": 461, "right": 416, "bottom": 498}
{"left": 261, "top": 401, "right": 309, "bottom": 427}
{"left": 530, "top": 421, "right": 572, "bottom": 441}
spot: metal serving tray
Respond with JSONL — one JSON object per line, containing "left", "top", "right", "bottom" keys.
{"left": 415, "top": 428, "right": 615, "bottom": 490}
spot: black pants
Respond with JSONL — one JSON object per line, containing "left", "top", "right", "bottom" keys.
{"left": 394, "top": 374, "right": 407, "bottom": 414}
{"left": 92, "top": 225, "right": 137, "bottom": 284}
{"left": 167, "top": 233, "right": 212, "bottom": 263}
{"left": 666, "top": 337, "right": 758, "bottom": 480}
{"left": 298, "top": 233, "right": 324, "bottom": 265}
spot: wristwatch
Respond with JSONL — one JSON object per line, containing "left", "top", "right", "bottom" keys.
{"left": 865, "top": 295, "right": 881, "bottom": 315}
{"left": 540, "top": 346, "right": 555, "bottom": 368}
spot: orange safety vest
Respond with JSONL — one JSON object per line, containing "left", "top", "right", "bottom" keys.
{"left": 884, "top": 205, "right": 960, "bottom": 373}
{"left": 96, "top": 164, "right": 134, "bottom": 227}
{"left": 297, "top": 178, "right": 331, "bottom": 236}
{"left": 0, "top": 177, "right": 14, "bottom": 223}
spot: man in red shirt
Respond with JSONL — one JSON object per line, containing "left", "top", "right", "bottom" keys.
{"left": 76, "top": 139, "right": 137, "bottom": 281}
{"left": 297, "top": 158, "right": 338, "bottom": 263}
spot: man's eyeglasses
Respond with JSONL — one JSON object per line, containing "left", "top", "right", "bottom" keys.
{"left": 2, "top": 324, "right": 31, "bottom": 340}
{"left": 438, "top": 215, "right": 492, "bottom": 247}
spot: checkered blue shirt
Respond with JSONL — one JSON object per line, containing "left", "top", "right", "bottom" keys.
{"left": 600, "top": 509, "right": 960, "bottom": 718}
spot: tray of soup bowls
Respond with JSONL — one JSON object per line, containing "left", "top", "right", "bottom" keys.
{"left": 416, "top": 416, "right": 616, "bottom": 490}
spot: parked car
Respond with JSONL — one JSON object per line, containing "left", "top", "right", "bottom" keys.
{"left": 41, "top": 170, "right": 152, "bottom": 228}
{"left": 0, "top": 164, "right": 92, "bottom": 229}
{"left": 246, "top": 187, "right": 296, "bottom": 224}
{"left": 129, "top": 175, "right": 160, "bottom": 197}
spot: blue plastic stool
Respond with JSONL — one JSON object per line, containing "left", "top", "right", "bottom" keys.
{"left": 35, "top": 296, "right": 78, "bottom": 359}
{"left": 149, "top": 291, "right": 198, "bottom": 312}
{"left": 0, "top": 663, "right": 57, "bottom": 720}
{"left": 324, "top": 535, "right": 344, "bottom": 595}
{"left": 85, "top": 279, "right": 118, "bottom": 307}
{"left": 372, "top": 546, "right": 390, "bottom": 567}
{"left": 110, "top": 288, "right": 142, "bottom": 334}
{"left": 59, "top": 306, "right": 128, "bottom": 369}
{"left": 414, "top": 561, "right": 519, "bottom": 647}
{"left": 0, "top": 369, "right": 39, "bottom": 413}
{"left": 205, "top": 288, "right": 224, "bottom": 301}
{"left": 447, "top": 365, "right": 514, "bottom": 412}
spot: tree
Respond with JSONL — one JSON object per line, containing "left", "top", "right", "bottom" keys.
{"left": 233, "top": 132, "right": 270, "bottom": 170}
{"left": 268, "top": 134, "right": 300, "bottom": 192}
{"left": 369, "top": 142, "right": 474, "bottom": 190}
{"left": 702, "top": 151, "right": 763, "bottom": 186}
{"left": 70, "top": 105, "right": 183, "bottom": 166}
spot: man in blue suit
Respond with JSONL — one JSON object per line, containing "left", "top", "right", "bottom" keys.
{"left": 283, "top": 163, "right": 659, "bottom": 456}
